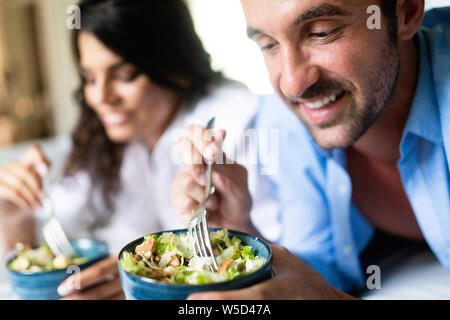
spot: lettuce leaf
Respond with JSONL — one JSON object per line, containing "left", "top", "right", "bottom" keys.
{"left": 120, "top": 251, "right": 147, "bottom": 276}
{"left": 240, "top": 246, "right": 255, "bottom": 260}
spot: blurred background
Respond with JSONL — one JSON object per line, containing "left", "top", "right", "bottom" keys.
{"left": 0, "top": 0, "right": 448, "bottom": 153}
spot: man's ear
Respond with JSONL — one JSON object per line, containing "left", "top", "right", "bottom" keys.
{"left": 396, "top": 0, "right": 425, "bottom": 40}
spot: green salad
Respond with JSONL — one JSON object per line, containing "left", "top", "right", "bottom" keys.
{"left": 8, "top": 243, "right": 86, "bottom": 272}
{"left": 120, "top": 229, "right": 266, "bottom": 285}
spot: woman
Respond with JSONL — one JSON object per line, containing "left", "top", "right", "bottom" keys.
{"left": 0, "top": 0, "right": 275, "bottom": 299}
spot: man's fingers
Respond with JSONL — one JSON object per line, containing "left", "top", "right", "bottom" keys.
{"left": 176, "top": 195, "right": 198, "bottom": 216}
{"left": 186, "top": 125, "right": 226, "bottom": 161}
{"left": 209, "top": 164, "right": 247, "bottom": 197}
{"left": 188, "top": 246, "right": 301, "bottom": 300}
{"left": 176, "top": 194, "right": 220, "bottom": 226}
{"left": 178, "top": 172, "right": 204, "bottom": 194}
{"left": 109, "top": 292, "right": 125, "bottom": 300}
{"left": 187, "top": 184, "right": 205, "bottom": 202}
{"left": 171, "top": 172, "right": 220, "bottom": 218}
{"left": 175, "top": 125, "right": 229, "bottom": 185}
{"left": 187, "top": 284, "right": 265, "bottom": 300}
{"left": 171, "top": 173, "right": 200, "bottom": 213}
{"left": 189, "top": 245, "right": 343, "bottom": 300}
{"left": 187, "top": 274, "right": 301, "bottom": 300}
{"left": 205, "top": 194, "right": 219, "bottom": 211}
{"left": 186, "top": 183, "right": 218, "bottom": 206}
{"left": 57, "top": 256, "right": 118, "bottom": 296}
{"left": 186, "top": 124, "right": 214, "bottom": 159}
{"left": 175, "top": 136, "right": 205, "bottom": 175}
{"left": 60, "top": 277, "right": 122, "bottom": 300}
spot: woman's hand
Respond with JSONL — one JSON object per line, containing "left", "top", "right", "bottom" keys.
{"left": 187, "top": 245, "right": 358, "bottom": 300}
{"left": 0, "top": 145, "right": 50, "bottom": 249}
{"left": 57, "top": 256, "right": 124, "bottom": 300}
{"left": 170, "top": 124, "right": 255, "bottom": 233}
{"left": 0, "top": 145, "right": 50, "bottom": 211}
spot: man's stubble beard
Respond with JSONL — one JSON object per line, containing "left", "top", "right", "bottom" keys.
{"left": 343, "top": 43, "right": 401, "bottom": 148}
{"left": 291, "top": 40, "right": 401, "bottom": 150}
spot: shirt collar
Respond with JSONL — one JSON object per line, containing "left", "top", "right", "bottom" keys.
{"left": 401, "top": 29, "right": 442, "bottom": 146}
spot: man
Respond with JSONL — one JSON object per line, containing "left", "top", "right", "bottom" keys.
{"left": 171, "top": 0, "right": 450, "bottom": 299}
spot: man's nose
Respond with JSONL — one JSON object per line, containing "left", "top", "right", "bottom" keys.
{"left": 279, "top": 46, "right": 320, "bottom": 100}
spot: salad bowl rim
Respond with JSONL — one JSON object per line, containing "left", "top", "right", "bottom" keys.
{"left": 117, "top": 228, "right": 273, "bottom": 288}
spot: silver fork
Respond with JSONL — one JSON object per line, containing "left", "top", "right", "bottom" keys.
{"left": 40, "top": 177, "right": 77, "bottom": 257}
{"left": 188, "top": 117, "right": 219, "bottom": 272}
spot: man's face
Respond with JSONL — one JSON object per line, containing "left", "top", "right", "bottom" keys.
{"left": 242, "top": 0, "right": 400, "bottom": 149}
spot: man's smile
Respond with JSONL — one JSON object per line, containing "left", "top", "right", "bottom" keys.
{"left": 299, "top": 91, "right": 348, "bottom": 126}
{"left": 301, "top": 90, "right": 345, "bottom": 109}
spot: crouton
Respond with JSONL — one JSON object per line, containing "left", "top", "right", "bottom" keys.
{"left": 135, "top": 237, "right": 156, "bottom": 256}
{"left": 168, "top": 255, "right": 181, "bottom": 267}
{"left": 149, "top": 268, "right": 169, "bottom": 280}
{"left": 218, "top": 259, "right": 233, "bottom": 274}
{"left": 53, "top": 255, "right": 70, "bottom": 269}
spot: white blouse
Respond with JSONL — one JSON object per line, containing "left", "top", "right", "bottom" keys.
{"left": 36, "top": 81, "right": 281, "bottom": 254}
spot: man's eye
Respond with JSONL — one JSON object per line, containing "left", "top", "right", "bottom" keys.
{"left": 308, "top": 27, "right": 340, "bottom": 39}
{"left": 261, "top": 43, "right": 277, "bottom": 51}
{"left": 310, "top": 31, "right": 331, "bottom": 38}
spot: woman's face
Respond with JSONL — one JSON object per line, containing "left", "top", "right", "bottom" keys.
{"left": 78, "top": 31, "right": 181, "bottom": 145}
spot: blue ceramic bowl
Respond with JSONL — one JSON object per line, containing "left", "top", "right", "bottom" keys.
{"left": 118, "top": 229, "right": 273, "bottom": 300}
{"left": 6, "top": 238, "right": 109, "bottom": 300}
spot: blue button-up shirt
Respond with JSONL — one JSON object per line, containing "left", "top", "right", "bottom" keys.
{"left": 255, "top": 7, "right": 450, "bottom": 292}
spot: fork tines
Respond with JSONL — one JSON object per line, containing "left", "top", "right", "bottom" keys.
{"left": 43, "top": 218, "right": 76, "bottom": 257}
{"left": 189, "top": 211, "right": 219, "bottom": 272}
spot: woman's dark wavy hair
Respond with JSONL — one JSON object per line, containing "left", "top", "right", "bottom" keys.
{"left": 66, "top": 0, "right": 223, "bottom": 210}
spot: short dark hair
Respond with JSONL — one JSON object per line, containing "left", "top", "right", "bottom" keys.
{"left": 380, "top": 0, "right": 398, "bottom": 43}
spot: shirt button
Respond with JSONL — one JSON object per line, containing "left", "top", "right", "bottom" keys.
{"left": 343, "top": 245, "right": 353, "bottom": 255}
{"left": 339, "top": 185, "right": 348, "bottom": 195}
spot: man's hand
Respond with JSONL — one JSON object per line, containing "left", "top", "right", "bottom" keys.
{"left": 187, "top": 245, "right": 357, "bottom": 300}
{"left": 171, "top": 124, "right": 254, "bottom": 232}
{"left": 57, "top": 256, "right": 124, "bottom": 300}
